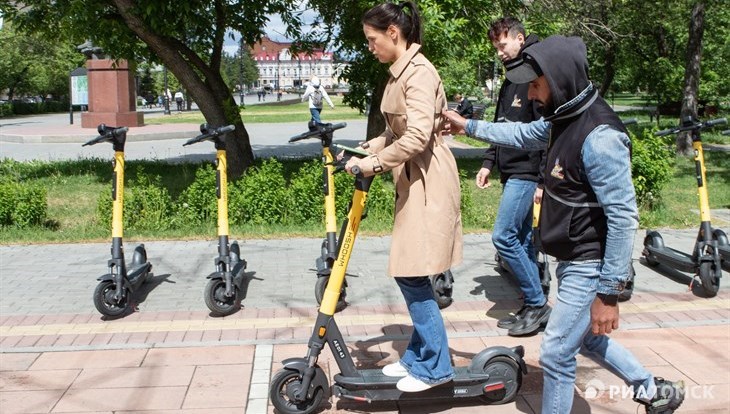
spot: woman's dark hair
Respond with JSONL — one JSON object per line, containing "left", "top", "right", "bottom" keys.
{"left": 362, "top": 1, "right": 422, "bottom": 46}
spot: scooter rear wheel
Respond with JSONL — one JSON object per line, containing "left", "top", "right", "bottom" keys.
{"left": 643, "top": 233, "right": 663, "bottom": 267}
{"left": 204, "top": 278, "right": 241, "bottom": 316}
{"left": 479, "top": 356, "right": 521, "bottom": 404}
{"left": 93, "top": 280, "right": 128, "bottom": 317}
{"left": 698, "top": 261, "right": 720, "bottom": 297}
{"left": 314, "top": 276, "right": 347, "bottom": 312}
{"left": 269, "top": 369, "right": 325, "bottom": 414}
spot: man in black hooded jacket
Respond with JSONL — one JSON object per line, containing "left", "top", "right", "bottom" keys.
{"left": 482, "top": 17, "right": 549, "bottom": 337}
{"left": 443, "top": 35, "right": 684, "bottom": 414}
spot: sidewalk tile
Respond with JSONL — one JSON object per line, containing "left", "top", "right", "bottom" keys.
{"left": 30, "top": 349, "right": 147, "bottom": 370}
{"left": 0, "top": 390, "right": 65, "bottom": 414}
{"left": 182, "top": 364, "right": 252, "bottom": 408}
{"left": 0, "top": 353, "right": 39, "bottom": 371}
{"left": 142, "top": 345, "right": 253, "bottom": 366}
{"left": 1, "top": 369, "right": 79, "bottom": 391}
{"left": 53, "top": 386, "right": 187, "bottom": 412}
{"left": 71, "top": 366, "right": 195, "bottom": 388}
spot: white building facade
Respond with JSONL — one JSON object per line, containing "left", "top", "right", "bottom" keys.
{"left": 251, "top": 37, "right": 347, "bottom": 91}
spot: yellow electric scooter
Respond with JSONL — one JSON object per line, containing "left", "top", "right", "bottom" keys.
{"left": 269, "top": 163, "right": 526, "bottom": 414}
{"left": 84, "top": 124, "right": 153, "bottom": 317}
{"left": 183, "top": 124, "right": 247, "bottom": 316}
{"left": 643, "top": 116, "right": 727, "bottom": 296}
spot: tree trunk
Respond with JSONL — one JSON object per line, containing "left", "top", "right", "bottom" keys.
{"left": 677, "top": 2, "right": 705, "bottom": 156}
{"left": 112, "top": 0, "right": 254, "bottom": 178}
{"left": 599, "top": 45, "right": 616, "bottom": 97}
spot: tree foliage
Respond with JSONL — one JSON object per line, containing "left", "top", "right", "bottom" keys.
{"left": 0, "top": 0, "right": 308, "bottom": 178}
{"left": 0, "top": 22, "right": 84, "bottom": 101}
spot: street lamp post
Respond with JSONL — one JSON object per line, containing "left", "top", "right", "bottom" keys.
{"left": 163, "top": 66, "right": 171, "bottom": 115}
{"left": 239, "top": 38, "right": 245, "bottom": 107}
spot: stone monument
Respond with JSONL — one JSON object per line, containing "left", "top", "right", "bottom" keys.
{"left": 77, "top": 41, "right": 144, "bottom": 128}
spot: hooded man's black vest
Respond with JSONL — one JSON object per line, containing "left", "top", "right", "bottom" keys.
{"left": 539, "top": 88, "right": 628, "bottom": 261}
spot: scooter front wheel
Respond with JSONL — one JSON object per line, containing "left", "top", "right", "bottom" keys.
{"left": 314, "top": 276, "right": 347, "bottom": 312}
{"left": 93, "top": 280, "right": 129, "bottom": 317}
{"left": 698, "top": 261, "right": 720, "bottom": 297}
{"left": 269, "top": 369, "right": 325, "bottom": 414}
{"left": 204, "top": 278, "right": 242, "bottom": 316}
{"left": 479, "top": 356, "right": 522, "bottom": 404}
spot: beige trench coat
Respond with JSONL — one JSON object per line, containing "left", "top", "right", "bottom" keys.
{"left": 358, "top": 43, "right": 463, "bottom": 277}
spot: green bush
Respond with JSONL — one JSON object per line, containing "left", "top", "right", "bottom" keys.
{"left": 175, "top": 164, "right": 217, "bottom": 225}
{"left": 96, "top": 169, "right": 173, "bottom": 231}
{"left": 286, "top": 159, "right": 326, "bottom": 224}
{"left": 0, "top": 182, "right": 48, "bottom": 227}
{"left": 631, "top": 128, "right": 674, "bottom": 208}
{"left": 229, "top": 158, "right": 288, "bottom": 225}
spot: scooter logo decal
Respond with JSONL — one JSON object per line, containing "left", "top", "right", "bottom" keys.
{"left": 454, "top": 388, "right": 469, "bottom": 395}
{"left": 551, "top": 158, "right": 564, "bottom": 179}
{"left": 332, "top": 339, "right": 346, "bottom": 359}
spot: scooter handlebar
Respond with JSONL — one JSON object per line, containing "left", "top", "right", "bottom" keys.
{"left": 82, "top": 125, "right": 128, "bottom": 146}
{"left": 350, "top": 165, "right": 362, "bottom": 175}
{"left": 289, "top": 122, "right": 347, "bottom": 142}
{"left": 184, "top": 124, "right": 235, "bottom": 146}
{"left": 655, "top": 117, "right": 727, "bottom": 136}
{"left": 621, "top": 117, "right": 638, "bottom": 126}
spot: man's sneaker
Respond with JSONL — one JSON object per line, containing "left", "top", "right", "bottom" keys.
{"left": 635, "top": 377, "right": 685, "bottom": 413}
{"left": 497, "top": 305, "right": 529, "bottom": 329}
{"left": 396, "top": 374, "right": 451, "bottom": 392}
{"left": 507, "top": 303, "right": 551, "bottom": 336}
{"left": 382, "top": 361, "right": 408, "bottom": 377}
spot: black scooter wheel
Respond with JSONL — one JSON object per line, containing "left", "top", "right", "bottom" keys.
{"left": 480, "top": 356, "right": 522, "bottom": 404}
{"left": 432, "top": 271, "right": 454, "bottom": 309}
{"left": 93, "top": 280, "right": 128, "bottom": 317}
{"left": 314, "top": 276, "right": 347, "bottom": 312}
{"left": 269, "top": 369, "right": 325, "bottom": 414}
{"left": 204, "top": 278, "right": 241, "bottom": 316}
{"left": 643, "top": 233, "right": 663, "bottom": 267}
{"left": 698, "top": 261, "right": 720, "bottom": 297}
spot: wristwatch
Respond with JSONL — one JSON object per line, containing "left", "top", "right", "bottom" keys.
{"left": 596, "top": 293, "right": 619, "bottom": 306}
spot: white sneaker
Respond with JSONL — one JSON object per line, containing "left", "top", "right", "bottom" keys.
{"left": 396, "top": 374, "right": 450, "bottom": 392}
{"left": 382, "top": 362, "right": 408, "bottom": 377}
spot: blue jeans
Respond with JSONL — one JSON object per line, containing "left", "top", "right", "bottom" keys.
{"left": 310, "top": 107, "right": 323, "bottom": 124}
{"left": 396, "top": 276, "right": 454, "bottom": 384}
{"left": 540, "top": 261, "right": 655, "bottom": 413}
{"left": 492, "top": 178, "right": 545, "bottom": 307}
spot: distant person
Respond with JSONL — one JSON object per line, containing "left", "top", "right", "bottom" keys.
{"left": 277, "top": 90, "right": 283, "bottom": 101}
{"left": 174, "top": 91, "right": 184, "bottom": 111}
{"left": 454, "top": 93, "right": 473, "bottom": 119}
{"left": 157, "top": 95, "right": 164, "bottom": 107}
{"left": 302, "top": 76, "right": 334, "bottom": 125}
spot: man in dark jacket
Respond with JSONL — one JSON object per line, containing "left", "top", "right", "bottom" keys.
{"left": 482, "top": 17, "right": 548, "bottom": 336}
{"left": 442, "top": 35, "right": 685, "bottom": 414}
{"left": 454, "top": 93, "right": 473, "bottom": 119}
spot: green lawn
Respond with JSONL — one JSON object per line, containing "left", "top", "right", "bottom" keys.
{"left": 146, "top": 96, "right": 366, "bottom": 125}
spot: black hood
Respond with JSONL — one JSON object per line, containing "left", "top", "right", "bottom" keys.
{"left": 509, "top": 35, "right": 592, "bottom": 119}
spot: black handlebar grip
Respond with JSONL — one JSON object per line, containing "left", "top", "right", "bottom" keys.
{"left": 113, "top": 127, "right": 129, "bottom": 135}
{"left": 219, "top": 125, "right": 236, "bottom": 133}
{"left": 705, "top": 118, "right": 727, "bottom": 127}
{"left": 289, "top": 122, "right": 348, "bottom": 142}
{"left": 622, "top": 118, "right": 638, "bottom": 126}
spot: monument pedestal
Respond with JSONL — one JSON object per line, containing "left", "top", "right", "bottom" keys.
{"left": 81, "top": 59, "right": 144, "bottom": 128}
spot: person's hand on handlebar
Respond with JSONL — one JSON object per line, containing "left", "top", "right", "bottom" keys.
{"left": 344, "top": 156, "right": 361, "bottom": 175}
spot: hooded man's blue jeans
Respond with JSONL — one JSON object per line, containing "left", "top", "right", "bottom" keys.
{"left": 492, "top": 178, "right": 545, "bottom": 307}
{"left": 540, "top": 260, "right": 655, "bottom": 413}
{"left": 395, "top": 276, "right": 455, "bottom": 384}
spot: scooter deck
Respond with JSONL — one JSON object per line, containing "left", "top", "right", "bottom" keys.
{"left": 333, "top": 366, "right": 507, "bottom": 402}
{"left": 645, "top": 244, "right": 697, "bottom": 273}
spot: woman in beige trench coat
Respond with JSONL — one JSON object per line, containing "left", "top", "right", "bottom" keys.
{"left": 346, "top": 1, "right": 463, "bottom": 393}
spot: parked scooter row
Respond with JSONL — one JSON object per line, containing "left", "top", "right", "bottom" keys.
{"left": 85, "top": 123, "right": 246, "bottom": 317}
